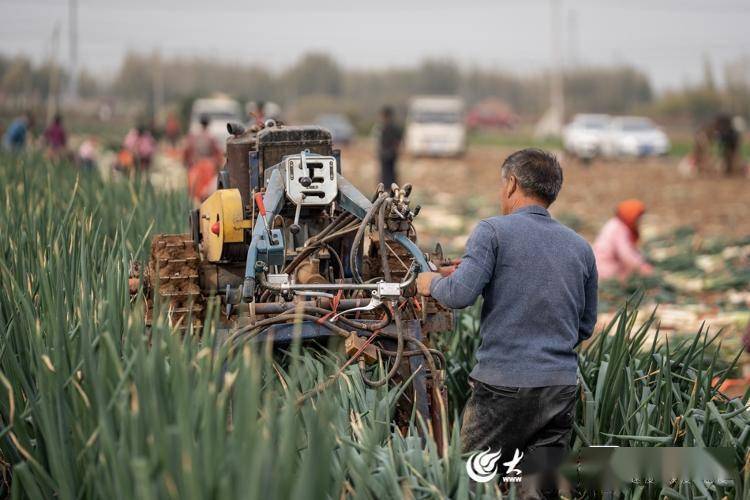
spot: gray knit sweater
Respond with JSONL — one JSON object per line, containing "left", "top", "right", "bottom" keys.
{"left": 430, "top": 205, "right": 598, "bottom": 387}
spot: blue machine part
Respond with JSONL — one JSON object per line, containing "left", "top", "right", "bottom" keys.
{"left": 392, "top": 232, "right": 430, "bottom": 272}
{"left": 242, "top": 159, "right": 429, "bottom": 300}
{"left": 243, "top": 170, "right": 286, "bottom": 299}
{"left": 256, "top": 229, "right": 285, "bottom": 267}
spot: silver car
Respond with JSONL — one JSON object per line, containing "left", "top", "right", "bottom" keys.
{"left": 601, "top": 116, "right": 670, "bottom": 157}
{"left": 562, "top": 114, "right": 611, "bottom": 159}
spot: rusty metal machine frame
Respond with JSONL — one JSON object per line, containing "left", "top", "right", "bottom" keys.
{"left": 143, "top": 121, "right": 454, "bottom": 448}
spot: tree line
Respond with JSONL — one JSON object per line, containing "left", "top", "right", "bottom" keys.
{"left": 2, "top": 51, "right": 748, "bottom": 126}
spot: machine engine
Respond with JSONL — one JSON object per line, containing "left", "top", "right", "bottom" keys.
{"left": 142, "top": 121, "right": 453, "bottom": 444}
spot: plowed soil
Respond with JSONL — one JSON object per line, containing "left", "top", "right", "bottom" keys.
{"left": 339, "top": 140, "right": 750, "bottom": 253}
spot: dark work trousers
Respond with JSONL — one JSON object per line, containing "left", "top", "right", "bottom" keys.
{"left": 461, "top": 380, "right": 577, "bottom": 499}
{"left": 379, "top": 156, "right": 397, "bottom": 189}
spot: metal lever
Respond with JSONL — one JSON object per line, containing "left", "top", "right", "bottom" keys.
{"left": 290, "top": 202, "right": 302, "bottom": 234}
{"left": 329, "top": 294, "right": 383, "bottom": 322}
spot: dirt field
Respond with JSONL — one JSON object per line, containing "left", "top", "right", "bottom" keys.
{"left": 136, "top": 138, "right": 749, "bottom": 340}
{"left": 339, "top": 139, "right": 750, "bottom": 253}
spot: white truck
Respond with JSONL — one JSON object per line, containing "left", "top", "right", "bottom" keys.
{"left": 189, "top": 96, "right": 244, "bottom": 150}
{"left": 405, "top": 96, "right": 466, "bottom": 157}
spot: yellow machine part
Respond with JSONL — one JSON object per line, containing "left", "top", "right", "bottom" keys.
{"left": 199, "top": 188, "right": 249, "bottom": 262}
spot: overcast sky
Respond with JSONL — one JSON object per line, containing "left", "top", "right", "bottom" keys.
{"left": 2, "top": 0, "right": 749, "bottom": 91}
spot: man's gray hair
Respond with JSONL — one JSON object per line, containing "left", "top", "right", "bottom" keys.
{"left": 501, "top": 148, "right": 563, "bottom": 205}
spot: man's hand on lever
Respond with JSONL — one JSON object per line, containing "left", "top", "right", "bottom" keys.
{"left": 438, "top": 258, "right": 461, "bottom": 277}
{"left": 417, "top": 259, "right": 461, "bottom": 297}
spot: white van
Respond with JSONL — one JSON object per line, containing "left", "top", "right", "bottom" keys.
{"left": 190, "top": 96, "right": 243, "bottom": 150}
{"left": 405, "top": 96, "right": 466, "bottom": 157}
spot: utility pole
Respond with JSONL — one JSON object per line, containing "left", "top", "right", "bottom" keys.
{"left": 47, "top": 23, "right": 61, "bottom": 123}
{"left": 550, "top": 0, "right": 564, "bottom": 126}
{"left": 534, "top": 0, "right": 565, "bottom": 139}
{"left": 152, "top": 50, "right": 164, "bottom": 122}
{"left": 567, "top": 8, "right": 578, "bottom": 68}
{"left": 67, "top": 0, "right": 79, "bottom": 103}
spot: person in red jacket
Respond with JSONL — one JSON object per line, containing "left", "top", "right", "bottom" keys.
{"left": 43, "top": 114, "right": 67, "bottom": 158}
{"left": 593, "top": 199, "right": 654, "bottom": 281}
{"left": 184, "top": 115, "right": 222, "bottom": 203}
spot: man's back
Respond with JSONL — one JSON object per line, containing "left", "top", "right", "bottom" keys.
{"left": 431, "top": 205, "right": 597, "bottom": 388}
{"left": 378, "top": 121, "right": 402, "bottom": 160}
{"left": 423, "top": 149, "right": 597, "bottom": 487}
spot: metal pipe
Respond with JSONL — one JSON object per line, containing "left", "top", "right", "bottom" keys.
{"left": 258, "top": 265, "right": 417, "bottom": 293}
{"left": 248, "top": 298, "right": 375, "bottom": 315}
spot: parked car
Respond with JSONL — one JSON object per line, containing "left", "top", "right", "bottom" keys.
{"left": 562, "top": 114, "right": 611, "bottom": 159}
{"left": 601, "top": 116, "right": 670, "bottom": 157}
{"left": 314, "top": 114, "right": 355, "bottom": 145}
{"left": 405, "top": 96, "right": 466, "bottom": 157}
{"left": 189, "top": 96, "right": 243, "bottom": 150}
{"left": 466, "top": 98, "right": 518, "bottom": 130}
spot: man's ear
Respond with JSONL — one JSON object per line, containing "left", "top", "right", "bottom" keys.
{"left": 506, "top": 175, "right": 517, "bottom": 198}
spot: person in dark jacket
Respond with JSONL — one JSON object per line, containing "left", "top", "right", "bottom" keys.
{"left": 375, "top": 106, "right": 402, "bottom": 189}
{"left": 714, "top": 114, "right": 740, "bottom": 176}
{"left": 417, "top": 149, "right": 598, "bottom": 499}
{"left": 43, "top": 114, "right": 67, "bottom": 157}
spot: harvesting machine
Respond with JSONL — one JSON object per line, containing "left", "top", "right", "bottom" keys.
{"left": 139, "top": 120, "right": 453, "bottom": 443}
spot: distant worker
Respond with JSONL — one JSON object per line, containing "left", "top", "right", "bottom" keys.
{"left": 683, "top": 123, "right": 714, "bottom": 176}
{"left": 714, "top": 114, "right": 740, "bottom": 176}
{"left": 122, "top": 125, "right": 157, "bottom": 170}
{"left": 77, "top": 137, "right": 98, "bottom": 173}
{"left": 593, "top": 199, "right": 654, "bottom": 281}
{"left": 247, "top": 101, "right": 265, "bottom": 126}
{"left": 43, "top": 114, "right": 68, "bottom": 158}
{"left": 2, "top": 112, "right": 33, "bottom": 152}
{"left": 183, "top": 115, "right": 222, "bottom": 168}
{"left": 375, "top": 106, "right": 403, "bottom": 189}
{"left": 686, "top": 114, "right": 744, "bottom": 177}
{"left": 184, "top": 115, "right": 222, "bottom": 203}
{"left": 164, "top": 112, "right": 182, "bottom": 147}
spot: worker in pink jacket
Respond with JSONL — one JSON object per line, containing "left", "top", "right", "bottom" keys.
{"left": 593, "top": 199, "right": 654, "bottom": 281}
{"left": 123, "top": 125, "right": 157, "bottom": 169}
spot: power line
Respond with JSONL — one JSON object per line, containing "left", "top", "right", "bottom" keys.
{"left": 67, "top": 0, "right": 78, "bottom": 102}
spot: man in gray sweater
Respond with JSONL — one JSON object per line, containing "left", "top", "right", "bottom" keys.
{"left": 417, "top": 148, "right": 597, "bottom": 496}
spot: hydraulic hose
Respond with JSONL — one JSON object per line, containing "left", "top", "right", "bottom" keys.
{"left": 301, "top": 304, "right": 392, "bottom": 332}
{"left": 227, "top": 311, "right": 351, "bottom": 351}
{"left": 322, "top": 242, "right": 345, "bottom": 283}
{"left": 349, "top": 193, "right": 388, "bottom": 283}
{"left": 378, "top": 199, "right": 393, "bottom": 282}
{"left": 359, "top": 196, "right": 404, "bottom": 387}
{"left": 283, "top": 220, "right": 358, "bottom": 275}
{"left": 378, "top": 346, "right": 446, "bottom": 371}
{"left": 305, "top": 212, "right": 355, "bottom": 246}
{"left": 361, "top": 305, "right": 403, "bottom": 387}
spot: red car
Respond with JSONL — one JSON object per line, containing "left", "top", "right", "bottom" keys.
{"left": 466, "top": 98, "right": 518, "bottom": 130}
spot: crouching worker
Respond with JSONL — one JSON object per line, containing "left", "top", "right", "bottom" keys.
{"left": 593, "top": 199, "right": 653, "bottom": 282}
{"left": 416, "top": 149, "right": 598, "bottom": 499}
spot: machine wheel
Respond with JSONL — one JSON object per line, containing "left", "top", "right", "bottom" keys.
{"left": 145, "top": 234, "right": 204, "bottom": 333}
